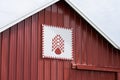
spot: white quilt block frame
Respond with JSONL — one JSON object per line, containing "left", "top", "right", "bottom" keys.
{"left": 42, "top": 24, "right": 73, "bottom": 60}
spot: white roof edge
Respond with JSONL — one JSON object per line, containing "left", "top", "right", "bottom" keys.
{"left": 65, "top": 0, "right": 120, "bottom": 50}
{"left": 0, "top": 0, "right": 59, "bottom": 33}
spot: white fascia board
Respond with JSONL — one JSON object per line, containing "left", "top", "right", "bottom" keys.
{"left": 65, "top": 0, "right": 120, "bottom": 50}
{"left": 0, "top": 0, "right": 59, "bottom": 33}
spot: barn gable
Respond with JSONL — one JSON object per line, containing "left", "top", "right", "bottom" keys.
{"left": 0, "top": 0, "right": 120, "bottom": 50}
{"left": 0, "top": 0, "right": 120, "bottom": 80}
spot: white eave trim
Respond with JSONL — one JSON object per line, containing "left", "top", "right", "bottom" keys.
{"left": 65, "top": 0, "right": 120, "bottom": 50}
{"left": 0, "top": 0, "right": 59, "bottom": 33}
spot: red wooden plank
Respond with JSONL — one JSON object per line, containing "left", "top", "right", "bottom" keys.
{"left": 63, "top": 4, "right": 70, "bottom": 28}
{"left": 78, "top": 17, "right": 82, "bottom": 65}
{"left": 91, "top": 71, "right": 94, "bottom": 80}
{"left": 1, "top": 30, "right": 9, "bottom": 80}
{"left": 0, "top": 33, "right": 1, "bottom": 80}
{"left": 105, "top": 72, "right": 109, "bottom": 80}
{"left": 51, "top": 4, "right": 57, "bottom": 80}
{"left": 63, "top": 4, "right": 70, "bottom": 80}
{"left": 68, "top": 7, "right": 76, "bottom": 80}
{"left": 24, "top": 17, "right": 31, "bottom": 80}
{"left": 17, "top": 21, "right": 24, "bottom": 80}
{"left": 117, "top": 73, "right": 120, "bottom": 80}
{"left": 87, "top": 26, "right": 95, "bottom": 80}
{"left": 98, "top": 35, "right": 103, "bottom": 67}
{"left": 103, "top": 40, "right": 109, "bottom": 67}
{"left": 75, "top": 17, "right": 81, "bottom": 64}
{"left": 57, "top": 3, "right": 63, "bottom": 27}
{"left": 110, "top": 44, "right": 114, "bottom": 67}
{"left": 85, "top": 71, "right": 89, "bottom": 80}
{"left": 57, "top": 3, "right": 64, "bottom": 80}
{"left": 87, "top": 25, "right": 93, "bottom": 66}
{"left": 89, "top": 71, "right": 93, "bottom": 80}
{"left": 114, "top": 48, "right": 118, "bottom": 68}
{"left": 104, "top": 40, "right": 109, "bottom": 67}
{"left": 57, "top": 61, "right": 64, "bottom": 80}
{"left": 98, "top": 71, "right": 101, "bottom": 80}
{"left": 44, "top": 60, "right": 51, "bottom": 80}
{"left": 76, "top": 64, "right": 120, "bottom": 72}
{"left": 64, "top": 61, "right": 70, "bottom": 80}
{"left": 111, "top": 47, "right": 114, "bottom": 67}
{"left": 108, "top": 72, "right": 113, "bottom": 80}
{"left": 38, "top": 10, "right": 45, "bottom": 80}
{"left": 107, "top": 73, "right": 110, "bottom": 80}
{"left": 70, "top": 70, "right": 76, "bottom": 80}
{"left": 101, "top": 37, "right": 105, "bottom": 67}
{"left": 91, "top": 28, "right": 94, "bottom": 66}
{"left": 52, "top": 4, "right": 57, "bottom": 26}
{"left": 97, "top": 35, "right": 101, "bottom": 67}
{"left": 9, "top": 25, "right": 17, "bottom": 80}
{"left": 81, "top": 71, "right": 87, "bottom": 80}
{"left": 108, "top": 45, "right": 113, "bottom": 67}
{"left": 44, "top": 6, "right": 51, "bottom": 80}
{"left": 113, "top": 48, "right": 117, "bottom": 68}
{"left": 100, "top": 72, "right": 105, "bottom": 80}
{"left": 69, "top": 8, "right": 78, "bottom": 80}
{"left": 31, "top": 13, "right": 38, "bottom": 80}
{"left": 113, "top": 50, "right": 117, "bottom": 68}
{"left": 93, "top": 30, "right": 99, "bottom": 66}
{"left": 108, "top": 72, "right": 112, "bottom": 80}
{"left": 116, "top": 50, "right": 119, "bottom": 68}
{"left": 96, "top": 32, "right": 99, "bottom": 67}
{"left": 106, "top": 43, "right": 110, "bottom": 67}
{"left": 81, "top": 20, "right": 88, "bottom": 65}
{"left": 118, "top": 51, "right": 120, "bottom": 68}
{"left": 84, "top": 22, "right": 87, "bottom": 65}
{"left": 91, "top": 29, "right": 97, "bottom": 66}
{"left": 108, "top": 46, "right": 111, "bottom": 67}
{"left": 76, "top": 70, "right": 81, "bottom": 80}
{"left": 112, "top": 73, "right": 116, "bottom": 80}
{"left": 83, "top": 22, "right": 90, "bottom": 80}
{"left": 69, "top": 8, "right": 76, "bottom": 65}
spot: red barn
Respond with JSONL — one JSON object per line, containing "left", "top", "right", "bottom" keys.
{"left": 0, "top": 0, "right": 120, "bottom": 80}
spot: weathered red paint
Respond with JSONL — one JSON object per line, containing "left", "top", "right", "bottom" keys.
{"left": 24, "top": 17, "right": 31, "bottom": 80}
{"left": 0, "top": 1, "right": 119, "bottom": 80}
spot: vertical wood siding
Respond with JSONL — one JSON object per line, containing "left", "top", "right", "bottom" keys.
{"left": 24, "top": 17, "right": 31, "bottom": 80}
{"left": 0, "top": 34, "right": 1, "bottom": 80}
{"left": 0, "top": 1, "right": 119, "bottom": 80}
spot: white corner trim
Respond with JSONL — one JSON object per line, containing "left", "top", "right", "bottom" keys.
{"left": 0, "top": 0, "right": 59, "bottom": 33}
{"left": 65, "top": 0, "right": 120, "bottom": 50}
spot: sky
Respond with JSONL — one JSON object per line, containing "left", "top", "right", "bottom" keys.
{"left": 70, "top": 0, "right": 120, "bottom": 48}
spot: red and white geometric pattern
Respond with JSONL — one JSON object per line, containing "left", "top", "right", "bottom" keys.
{"left": 42, "top": 24, "right": 73, "bottom": 60}
{"left": 52, "top": 35, "right": 64, "bottom": 55}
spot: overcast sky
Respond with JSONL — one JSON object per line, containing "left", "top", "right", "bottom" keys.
{"left": 70, "top": 0, "right": 120, "bottom": 47}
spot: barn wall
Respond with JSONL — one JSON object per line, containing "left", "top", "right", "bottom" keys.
{"left": 0, "top": 1, "right": 119, "bottom": 80}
